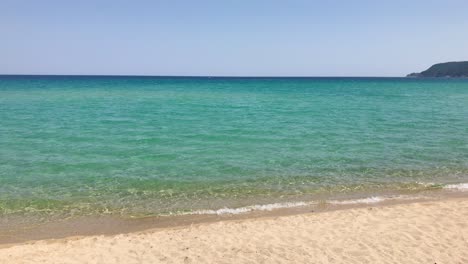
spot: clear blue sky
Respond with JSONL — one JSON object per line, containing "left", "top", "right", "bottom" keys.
{"left": 2, "top": 0, "right": 468, "bottom": 76}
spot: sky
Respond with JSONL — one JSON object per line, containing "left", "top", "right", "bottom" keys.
{"left": 1, "top": 0, "right": 468, "bottom": 77}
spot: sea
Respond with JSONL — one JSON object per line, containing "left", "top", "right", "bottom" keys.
{"left": 1, "top": 75, "right": 467, "bottom": 224}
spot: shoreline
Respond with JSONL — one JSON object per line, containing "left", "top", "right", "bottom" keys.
{"left": 1, "top": 195, "right": 468, "bottom": 263}
{"left": 1, "top": 187, "right": 467, "bottom": 246}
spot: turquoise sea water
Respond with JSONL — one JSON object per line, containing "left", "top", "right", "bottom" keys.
{"left": 1, "top": 76, "right": 467, "bottom": 220}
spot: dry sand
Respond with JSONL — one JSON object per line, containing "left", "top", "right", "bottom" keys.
{"left": 1, "top": 198, "right": 468, "bottom": 263}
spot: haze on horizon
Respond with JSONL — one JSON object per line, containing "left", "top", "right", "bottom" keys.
{"left": 1, "top": 0, "right": 468, "bottom": 77}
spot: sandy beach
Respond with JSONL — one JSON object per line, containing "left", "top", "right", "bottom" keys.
{"left": 3, "top": 0, "right": 468, "bottom": 263}
{"left": 1, "top": 197, "right": 467, "bottom": 263}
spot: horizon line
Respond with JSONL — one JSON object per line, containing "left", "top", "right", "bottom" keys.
{"left": 0, "top": 74, "right": 404, "bottom": 78}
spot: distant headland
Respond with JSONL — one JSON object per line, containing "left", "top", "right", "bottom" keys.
{"left": 407, "top": 61, "right": 468, "bottom": 78}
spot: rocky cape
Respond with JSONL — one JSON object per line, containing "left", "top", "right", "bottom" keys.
{"left": 407, "top": 61, "right": 468, "bottom": 78}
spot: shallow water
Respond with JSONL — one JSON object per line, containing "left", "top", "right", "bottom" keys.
{"left": 0, "top": 76, "right": 467, "bottom": 221}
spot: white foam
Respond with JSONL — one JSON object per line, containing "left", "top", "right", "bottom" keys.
{"left": 167, "top": 193, "right": 432, "bottom": 216}
{"left": 328, "top": 196, "right": 385, "bottom": 205}
{"left": 443, "top": 183, "right": 468, "bottom": 191}
{"left": 181, "top": 196, "right": 395, "bottom": 216}
{"left": 188, "top": 201, "right": 313, "bottom": 215}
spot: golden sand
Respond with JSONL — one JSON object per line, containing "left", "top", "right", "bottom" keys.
{"left": 1, "top": 198, "right": 468, "bottom": 263}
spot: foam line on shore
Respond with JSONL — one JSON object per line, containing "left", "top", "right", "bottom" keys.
{"left": 443, "top": 183, "right": 468, "bottom": 191}
{"left": 186, "top": 201, "right": 314, "bottom": 216}
{"left": 160, "top": 182, "right": 468, "bottom": 216}
{"left": 178, "top": 195, "right": 416, "bottom": 216}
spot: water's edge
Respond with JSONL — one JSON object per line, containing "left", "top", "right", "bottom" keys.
{"left": 1, "top": 184, "right": 467, "bottom": 246}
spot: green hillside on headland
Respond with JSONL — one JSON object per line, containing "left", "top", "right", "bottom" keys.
{"left": 407, "top": 61, "right": 468, "bottom": 77}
